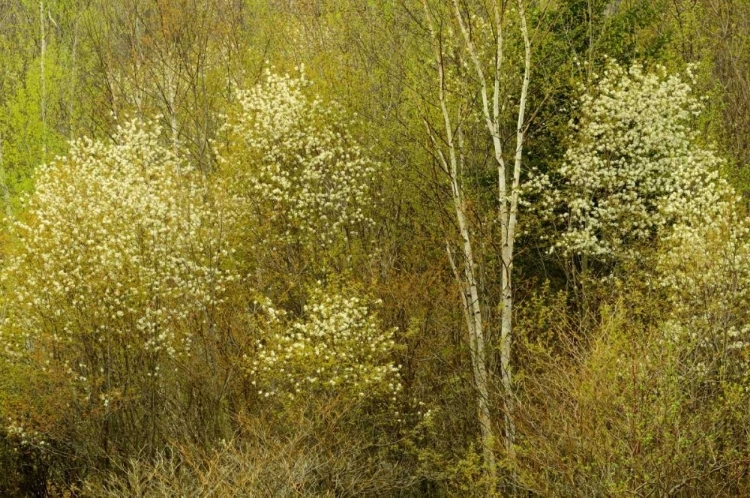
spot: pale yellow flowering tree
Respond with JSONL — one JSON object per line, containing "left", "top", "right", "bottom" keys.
{"left": 216, "top": 70, "right": 377, "bottom": 256}
{"left": 250, "top": 287, "right": 402, "bottom": 405}
{"left": 0, "top": 119, "right": 239, "bottom": 458}
{"left": 551, "top": 62, "right": 728, "bottom": 262}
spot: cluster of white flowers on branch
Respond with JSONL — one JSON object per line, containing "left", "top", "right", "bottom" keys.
{"left": 249, "top": 287, "right": 401, "bottom": 402}
{"left": 549, "top": 62, "right": 729, "bottom": 261}
{"left": 658, "top": 190, "right": 750, "bottom": 376}
{"left": 535, "top": 60, "right": 750, "bottom": 377}
{"left": 217, "top": 70, "right": 377, "bottom": 250}
{"left": 0, "top": 118, "right": 237, "bottom": 395}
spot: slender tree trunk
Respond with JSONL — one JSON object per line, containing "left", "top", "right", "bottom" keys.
{"left": 422, "top": 1, "right": 497, "bottom": 482}
{"left": 423, "top": 0, "right": 532, "bottom": 486}
{"left": 498, "top": 1, "right": 531, "bottom": 460}
{"left": 448, "top": 176, "right": 497, "bottom": 485}
{"left": 499, "top": 246, "right": 515, "bottom": 453}
{"left": 451, "top": 0, "right": 531, "bottom": 462}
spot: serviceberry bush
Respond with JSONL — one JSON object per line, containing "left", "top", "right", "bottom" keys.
{"left": 549, "top": 62, "right": 728, "bottom": 262}
{"left": 216, "top": 70, "right": 378, "bottom": 254}
{"left": 249, "top": 287, "right": 401, "bottom": 404}
{"left": 0, "top": 119, "right": 239, "bottom": 458}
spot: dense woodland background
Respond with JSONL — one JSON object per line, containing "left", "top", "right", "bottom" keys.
{"left": 1, "top": 0, "right": 750, "bottom": 495}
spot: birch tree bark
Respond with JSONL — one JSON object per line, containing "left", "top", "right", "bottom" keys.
{"left": 422, "top": 0, "right": 532, "bottom": 483}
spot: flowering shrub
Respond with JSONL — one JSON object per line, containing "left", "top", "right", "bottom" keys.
{"left": 550, "top": 62, "right": 728, "bottom": 260}
{"left": 536, "top": 60, "right": 750, "bottom": 385}
{"left": 658, "top": 193, "right": 750, "bottom": 377}
{"left": 0, "top": 119, "right": 237, "bottom": 452}
{"left": 216, "top": 70, "right": 377, "bottom": 251}
{"left": 249, "top": 287, "right": 401, "bottom": 403}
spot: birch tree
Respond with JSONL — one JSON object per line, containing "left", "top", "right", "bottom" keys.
{"left": 421, "top": 0, "right": 531, "bottom": 482}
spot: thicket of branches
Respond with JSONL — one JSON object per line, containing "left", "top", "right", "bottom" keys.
{"left": 1, "top": 1, "right": 750, "bottom": 496}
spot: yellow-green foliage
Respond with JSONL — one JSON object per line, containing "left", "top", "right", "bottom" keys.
{"left": 517, "top": 302, "right": 750, "bottom": 496}
{"left": 0, "top": 75, "right": 405, "bottom": 495}
{"left": 5, "top": 2, "right": 750, "bottom": 495}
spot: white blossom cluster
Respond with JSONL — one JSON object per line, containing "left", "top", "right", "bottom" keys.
{"left": 550, "top": 62, "right": 728, "bottom": 260}
{"left": 5, "top": 420, "right": 45, "bottom": 447}
{"left": 0, "top": 118, "right": 236, "bottom": 377}
{"left": 249, "top": 288, "right": 401, "bottom": 402}
{"left": 217, "top": 70, "right": 377, "bottom": 249}
{"left": 542, "top": 61, "right": 750, "bottom": 375}
{"left": 658, "top": 193, "right": 750, "bottom": 376}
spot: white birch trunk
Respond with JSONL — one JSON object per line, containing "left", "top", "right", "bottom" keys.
{"left": 451, "top": 0, "right": 531, "bottom": 461}
{"left": 423, "top": 0, "right": 532, "bottom": 485}
{"left": 422, "top": 1, "right": 497, "bottom": 483}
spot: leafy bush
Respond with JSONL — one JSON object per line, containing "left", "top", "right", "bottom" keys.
{"left": 0, "top": 119, "right": 240, "bottom": 478}
{"left": 516, "top": 302, "right": 750, "bottom": 496}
